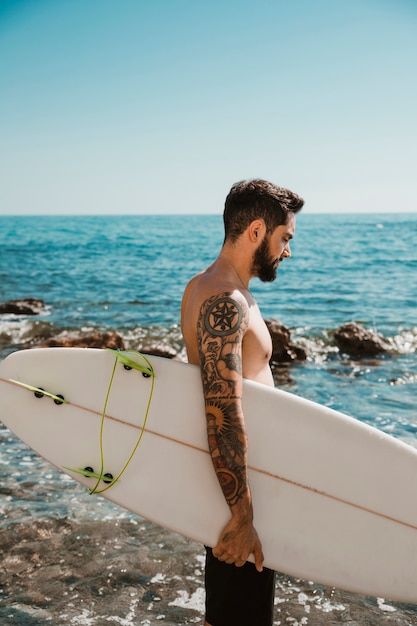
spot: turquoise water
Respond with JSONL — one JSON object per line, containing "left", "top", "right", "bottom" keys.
{"left": 1, "top": 213, "right": 416, "bottom": 435}
{"left": 1, "top": 213, "right": 416, "bottom": 625}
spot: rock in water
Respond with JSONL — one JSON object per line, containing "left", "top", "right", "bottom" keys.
{"left": 265, "top": 319, "right": 307, "bottom": 363}
{"left": 39, "top": 331, "right": 125, "bottom": 350}
{"left": 0, "top": 298, "right": 46, "bottom": 315}
{"left": 334, "top": 322, "right": 387, "bottom": 357}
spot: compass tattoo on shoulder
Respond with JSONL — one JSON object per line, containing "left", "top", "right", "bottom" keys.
{"left": 204, "top": 296, "right": 243, "bottom": 337}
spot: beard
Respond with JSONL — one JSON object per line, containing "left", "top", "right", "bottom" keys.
{"left": 251, "top": 236, "right": 278, "bottom": 283}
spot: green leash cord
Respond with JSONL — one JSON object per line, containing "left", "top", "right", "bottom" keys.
{"left": 86, "top": 349, "right": 155, "bottom": 494}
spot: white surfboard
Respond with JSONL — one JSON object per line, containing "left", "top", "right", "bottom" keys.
{"left": 1, "top": 347, "right": 417, "bottom": 602}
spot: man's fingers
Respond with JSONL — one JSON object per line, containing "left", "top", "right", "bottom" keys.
{"left": 213, "top": 526, "right": 265, "bottom": 571}
{"left": 254, "top": 544, "right": 264, "bottom": 573}
{"left": 213, "top": 547, "right": 243, "bottom": 566}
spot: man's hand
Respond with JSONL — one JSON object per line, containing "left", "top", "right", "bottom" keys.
{"left": 212, "top": 513, "right": 264, "bottom": 572}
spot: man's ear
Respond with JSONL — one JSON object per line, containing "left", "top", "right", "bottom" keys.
{"left": 248, "top": 220, "right": 265, "bottom": 243}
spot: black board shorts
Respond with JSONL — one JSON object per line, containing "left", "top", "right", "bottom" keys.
{"left": 204, "top": 547, "right": 275, "bottom": 626}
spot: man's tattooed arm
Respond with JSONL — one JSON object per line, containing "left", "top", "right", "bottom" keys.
{"left": 197, "top": 291, "right": 250, "bottom": 508}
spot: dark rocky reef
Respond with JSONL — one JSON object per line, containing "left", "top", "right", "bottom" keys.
{"left": 1, "top": 298, "right": 393, "bottom": 362}
{"left": 0, "top": 298, "right": 46, "bottom": 315}
{"left": 265, "top": 319, "right": 307, "bottom": 363}
{"left": 39, "top": 331, "right": 125, "bottom": 350}
{"left": 333, "top": 322, "right": 388, "bottom": 357}
{"left": 38, "top": 331, "right": 177, "bottom": 360}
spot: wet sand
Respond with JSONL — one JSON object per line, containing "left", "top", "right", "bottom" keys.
{"left": 2, "top": 515, "right": 416, "bottom": 626}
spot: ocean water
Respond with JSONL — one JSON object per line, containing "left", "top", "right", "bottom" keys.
{"left": 0, "top": 213, "right": 416, "bottom": 625}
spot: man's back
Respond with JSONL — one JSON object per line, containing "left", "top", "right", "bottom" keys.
{"left": 181, "top": 259, "right": 274, "bottom": 387}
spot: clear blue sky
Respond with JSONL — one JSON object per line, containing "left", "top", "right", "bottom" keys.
{"left": 1, "top": 0, "right": 416, "bottom": 214}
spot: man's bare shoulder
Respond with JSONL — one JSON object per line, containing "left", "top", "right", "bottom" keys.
{"left": 182, "top": 269, "right": 249, "bottom": 319}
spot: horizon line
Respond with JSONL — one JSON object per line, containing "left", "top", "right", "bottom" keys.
{"left": 1, "top": 210, "right": 417, "bottom": 217}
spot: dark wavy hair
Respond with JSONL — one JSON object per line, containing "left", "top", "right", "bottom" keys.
{"left": 223, "top": 179, "right": 304, "bottom": 243}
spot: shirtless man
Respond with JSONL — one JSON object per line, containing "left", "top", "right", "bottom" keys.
{"left": 181, "top": 179, "right": 304, "bottom": 626}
